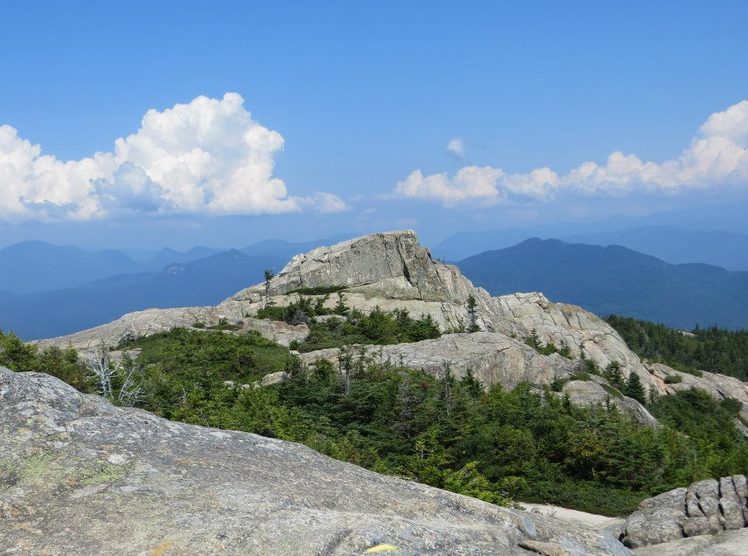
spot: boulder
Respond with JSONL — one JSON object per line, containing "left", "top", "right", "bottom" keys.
{"left": 298, "top": 331, "right": 578, "bottom": 390}
{"left": 560, "top": 380, "right": 657, "bottom": 426}
{"left": 622, "top": 476, "right": 748, "bottom": 549}
{"left": 0, "top": 367, "right": 629, "bottom": 555}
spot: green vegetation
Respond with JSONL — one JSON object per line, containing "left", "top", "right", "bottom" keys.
{"left": 525, "top": 329, "right": 571, "bottom": 357}
{"left": 466, "top": 294, "right": 480, "bottom": 333}
{"left": 256, "top": 295, "right": 343, "bottom": 323}
{"left": 0, "top": 330, "right": 90, "bottom": 391}
{"left": 289, "top": 285, "right": 347, "bottom": 295}
{"left": 606, "top": 315, "right": 748, "bottom": 381}
{"left": 291, "top": 308, "right": 440, "bottom": 352}
{"left": 3, "top": 326, "right": 746, "bottom": 516}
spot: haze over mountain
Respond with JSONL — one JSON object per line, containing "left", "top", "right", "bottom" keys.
{"left": 564, "top": 226, "right": 748, "bottom": 271}
{"left": 0, "top": 250, "right": 286, "bottom": 340}
{"left": 0, "top": 234, "right": 351, "bottom": 297}
{"left": 457, "top": 238, "right": 748, "bottom": 330}
{"left": 141, "top": 246, "right": 224, "bottom": 271}
{"left": 0, "top": 241, "right": 140, "bottom": 294}
{"left": 434, "top": 224, "right": 748, "bottom": 270}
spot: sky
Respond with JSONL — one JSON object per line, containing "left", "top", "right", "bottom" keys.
{"left": 1, "top": 0, "right": 747, "bottom": 249}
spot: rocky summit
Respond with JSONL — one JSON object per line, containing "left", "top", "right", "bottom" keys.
{"left": 36, "top": 230, "right": 748, "bottom": 426}
{"left": 0, "top": 367, "right": 628, "bottom": 555}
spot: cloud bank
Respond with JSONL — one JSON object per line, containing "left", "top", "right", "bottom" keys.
{"left": 0, "top": 93, "right": 346, "bottom": 221}
{"left": 396, "top": 100, "right": 748, "bottom": 206}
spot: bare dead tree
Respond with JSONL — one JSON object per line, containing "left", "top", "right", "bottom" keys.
{"left": 87, "top": 344, "right": 115, "bottom": 398}
{"left": 117, "top": 355, "right": 144, "bottom": 406}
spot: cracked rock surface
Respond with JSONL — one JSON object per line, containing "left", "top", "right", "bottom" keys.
{"left": 0, "top": 367, "right": 629, "bottom": 556}
{"left": 622, "top": 475, "right": 748, "bottom": 550}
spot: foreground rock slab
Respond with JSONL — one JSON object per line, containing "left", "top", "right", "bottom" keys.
{"left": 0, "top": 368, "right": 628, "bottom": 555}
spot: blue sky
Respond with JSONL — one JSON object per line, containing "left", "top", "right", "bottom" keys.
{"left": 1, "top": 1, "right": 747, "bottom": 248}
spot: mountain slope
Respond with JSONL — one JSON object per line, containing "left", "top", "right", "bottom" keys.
{"left": 0, "top": 250, "right": 286, "bottom": 340}
{"left": 563, "top": 226, "right": 748, "bottom": 271}
{"left": 457, "top": 238, "right": 748, "bottom": 329}
{"left": 434, "top": 225, "right": 748, "bottom": 270}
{"left": 142, "top": 246, "right": 223, "bottom": 271}
{"left": 0, "top": 241, "right": 140, "bottom": 294}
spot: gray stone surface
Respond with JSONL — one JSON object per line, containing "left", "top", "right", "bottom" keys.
{"left": 632, "top": 528, "right": 748, "bottom": 556}
{"left": 622, "top": 477, "right": 748, "bottom": 549}
{"left": 0, "top": 367, "right": 629, "bottom": 556}
{"left": 34, "top": 310, "right": 308, "bottom": 352}
{"left": 299, "top": 331, "right": 577, "bottom": 391}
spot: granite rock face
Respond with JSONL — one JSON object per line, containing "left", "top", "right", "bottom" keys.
{"left": 0, "top": 367, "right": 630, "bottom": 556}
{"left": 631, "top": 528, "right": 748, "bottom": 556}
{"left": 492, "top": 292, "right": 655, "bottom": 392}
{"left": 34, "top": 309, "right": 308, "bottom": 351}
{"left": 299, "top": 332, "right": 577, "bottom": 390}
{"left": 622, "top": 476, "right": 748, "bottom": 549}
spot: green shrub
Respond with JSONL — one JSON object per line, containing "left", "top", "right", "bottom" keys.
{"left": 289, "top": 285, "right": 346, "bottom": 295}
{"left": 293, "top": 308, "right": 440, "bottom": 352}
{"left": 606, "top": 315, "right": 747, "bottom": 381}
{"left": 664, "top": 374, "right": 683, "bottom": 384}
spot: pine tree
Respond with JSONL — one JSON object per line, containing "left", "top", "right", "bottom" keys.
{"left": 466, "top": 295, "right": 480, "bottom": 332}
{"left": 623, "top": 372, "right": 646, "bottom": 404}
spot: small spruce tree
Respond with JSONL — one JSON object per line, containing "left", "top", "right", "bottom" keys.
{"left": 466, "top": 295, "right": 480, "bottom": 332}
{"left": 623, "top": 372, "right": 647, "bottom": 404}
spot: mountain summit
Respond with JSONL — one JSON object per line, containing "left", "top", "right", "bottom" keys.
{"left": 37, "top": 230, "right": 748, "bottom": 428}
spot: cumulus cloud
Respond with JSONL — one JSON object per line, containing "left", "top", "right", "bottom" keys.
{"left": 0, "top": 93, "right": 342, "bottom": 221}
{"left": 446, "top": 137, "right": 466, "bottom": 159}
{"left": 396, "top": 100, "right": 748, "bottom": 206}
{"left": 298, "top": 192, "right": 350, "bottom": 214}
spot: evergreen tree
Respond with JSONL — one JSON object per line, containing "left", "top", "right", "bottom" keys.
{"left": 466, "top": 295, "right": 480, "bottom": 332}
{"left": 623, "top": 373, "right": 646, "bottom": 404}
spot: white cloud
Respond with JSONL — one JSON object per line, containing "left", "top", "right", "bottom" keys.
{"left": 298, "top": 192, "right": 349, "bottom": 214}
{"left": 0, "top": 93, "right": 338, "bottom": 222}
{"left": 396, "top": 100, "right": 748, "bottom": 206}
{"left": 446, "top": 137, "right": 466, "bottom": 158}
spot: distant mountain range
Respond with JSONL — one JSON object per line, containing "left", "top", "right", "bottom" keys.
{"left": 0, "top": 250, "right": 287, "bottom": 340}
{"left": 0, "top": 235, "right": 352, "bottom": 340}
{"left": 434, "top": 225, "right": 748, "bottom": 270}
{"left": 0, "top": 235, "right": 350, "bottom": 296}
{"left": 457, "top": 238, "right": 748, "bottom": 330}
{"left": 0, "top": 241, "right": 140, "bottom": 294}
{"left": 3, "top": 232, "right": 747, "bottom": 338}
{"left": 563, "top": 226, "right": 748, "bottom": 271}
